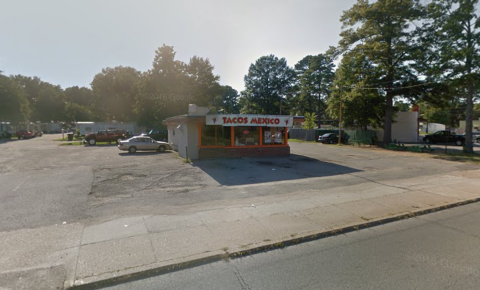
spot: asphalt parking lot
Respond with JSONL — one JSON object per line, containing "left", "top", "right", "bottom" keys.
{"left": 0, "top": 134, "right": 478, "bottom": 232}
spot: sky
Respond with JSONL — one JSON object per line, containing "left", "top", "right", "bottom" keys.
{"left": 0, "top": 0, "right": 357, "bottom": 92}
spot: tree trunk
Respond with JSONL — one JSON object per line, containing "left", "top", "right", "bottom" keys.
{"left": 383, "top": 92, "right": 393, "bottom": 144}
{"left": 464, "top": 82, "right": 474, "bottom": 153}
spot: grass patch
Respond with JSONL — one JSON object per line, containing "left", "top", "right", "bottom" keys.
{"left": 433, "top": 151, "right": 480, "bottom": 164}
{"left": 289, "top": 139, "right": 316, "bottom": 143}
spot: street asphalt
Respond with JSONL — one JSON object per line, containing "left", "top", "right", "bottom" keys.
{"left": 0, "top": 134, "right": 479, "bottom": 289}
{"left": 102, "top": 202, "right": 480, "bottom": 290}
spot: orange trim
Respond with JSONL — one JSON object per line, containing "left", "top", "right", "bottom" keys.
{"left": 230, "top": 126, "right": 234, "bottom": 147}
{"left": 225, "top": 145, "right": 288, "bottom": 149}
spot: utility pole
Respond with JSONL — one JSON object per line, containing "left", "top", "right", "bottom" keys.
{"left": 338, "top": 86, "right": 343, "bottom": 145}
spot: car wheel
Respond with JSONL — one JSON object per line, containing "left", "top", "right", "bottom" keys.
{"left": 88, "top": 139, "right": 96, "bottom": 146}
{"left": 455, "top": 140, "right": 463, "bottom": 146}
{"left": 158, "top": 145, "right": 166, "bottom": 153}
{"left": 128, "top": 146, "right": 136, "bottom": 154}
{"left": 424, "top": 138, "right": 431, "bottom": 144}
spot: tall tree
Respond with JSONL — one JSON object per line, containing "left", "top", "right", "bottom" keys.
{"left": 335, "top": 0, "right": 425, "bottom": 143}
{"left": 218, "top": 85, "right": 239, "bottom": 113}
{"left": 91, "top": 66, "right": 141, "bottom": 122}
{"left": 64, "top": 86, "right": 95, "bottom": 108}
{"left": 241, "top": 55, "right": 296, "bottom": 115}
{"left": 0, "top": 74, "right": 30, "bottom": 122}
{"left": 294, "top": 54, "right": 335, "bottom": 127}
{"left": 424, "top": 0, "right": 480, "bottom": 153}
{"left": 185, "top": 56, "right": 221, "bottom": 106}
{"left": 327, "top": 51, "right": 386, "bottom": 131}
{"left": 34, "top": 82, "right": 66, "bottom": 122}
{"left": 134, "top": 44, "right": 221, "bottom": 128}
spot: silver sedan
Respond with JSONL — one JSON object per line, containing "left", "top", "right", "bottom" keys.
{"left": 118, "top": 136, "right": 171, "bottom": 154}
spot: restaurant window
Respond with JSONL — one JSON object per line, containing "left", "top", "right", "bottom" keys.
{"left": 234, "top": 126, "right": 259, "bottom": 146}
{"left": 262, "top": 127, "right": 285, "bottom": 145}
{"left": 200, "top": 125, "right": 229, "bottom": 146}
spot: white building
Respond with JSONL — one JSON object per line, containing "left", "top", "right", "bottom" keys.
{"left": 75, "top": 122, "right": 144, "bottom": 135}
{"left": 377, "top": 111, "right": 419, "bottom": 143}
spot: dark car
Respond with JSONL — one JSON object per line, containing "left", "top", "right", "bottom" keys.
{"left": 146, "top": 129, "right": 168, "bottom": 141}
{"left": 423, "top": 130, "right": 464, "bottom": 146}
{"left": 318, "top": 133, "right": 347, "bottom": 144}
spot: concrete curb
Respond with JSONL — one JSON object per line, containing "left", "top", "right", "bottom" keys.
{"left": 67, "top": 197, "right": 480, "bottom": 290}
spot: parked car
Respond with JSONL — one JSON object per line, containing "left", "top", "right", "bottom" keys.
{"left": 16, "top": 130, "right": 34, "bottom": 139}
{"left": 318, "top": 133, "right": 347, "bottom": 144}
{"left": 118, "top": 136, "right": 171, "bottom": 154}
{"left": 466, "top": 132, "right": 480, "bottom": 143}
{"left": 146, "top": 129, "right": 168, "bottom": 141}
{"left": 85, "top": 130, "right": 126, "bottom": 145}
{"left": 423, "top": 130, "right": 465, "bottom": 146}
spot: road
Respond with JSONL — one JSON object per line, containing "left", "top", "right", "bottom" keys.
{"left": 103, "top": 202, "right": 480, "bottom": 290}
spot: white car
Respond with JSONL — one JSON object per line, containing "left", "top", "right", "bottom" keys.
{"left": 118, "top": 136, "right": 171, "bottom": 154}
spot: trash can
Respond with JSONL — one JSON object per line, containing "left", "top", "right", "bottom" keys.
{"left": 67, "top": 133, "right": 74, "bottom": 141}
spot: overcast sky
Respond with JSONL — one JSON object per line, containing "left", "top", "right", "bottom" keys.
{"left": 0, "top": 0, "right": 357, "bottom": 92}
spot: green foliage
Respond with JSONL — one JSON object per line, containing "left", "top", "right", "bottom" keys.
{"left": 0, "top": 74, "right": 30, "bottom": 122}
{"left": 91, "top": 66, "right": 141, "bottom": 122}
{"left": 134, "top": 44, "right": 221, "bottom": 128}
{"left": 422, "top": 0, "right": 480, "bottom": 153}
{"left": 327, "top": 52, "right": 386, "bottom": 131}
{"left": 302, "top": 112, "right": 317, "bottom": 129}
{"left": 218, "top": 85, "right": 239, "bottom": 113}
{"left": 336, "top": 0, "right": 425, "bottom": 142}
{"left": 394, "top": 101, "right": 411, "bottom": 112}
{"left": 241, "top": 55, "right": 295, "bottom": 114}
{"left": 65, "top": 102, "right": 94, "bottom": 122}
{"left": 292, "top": 54, "right": 335, "bottom": 126}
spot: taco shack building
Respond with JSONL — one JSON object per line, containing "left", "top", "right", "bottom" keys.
{"left": 164, "top": 105, "right": 293, "bottom": 160}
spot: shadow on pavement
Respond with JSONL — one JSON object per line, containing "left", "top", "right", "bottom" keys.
{"left": 191, "top": 154, "right": 361, "bottom": 186}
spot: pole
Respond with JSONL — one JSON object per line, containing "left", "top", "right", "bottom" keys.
{"left": 338, "top": 86, "right": 343, "bottom": 145}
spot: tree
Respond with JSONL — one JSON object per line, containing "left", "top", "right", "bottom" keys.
{"left": 424, "top": 0, "right": 480, "bottom": 153}
{"left": 241, "top": 55, "right": 296, "bottom": 115}
{"left": 302, "top": 112, "right": 317, "bottom": 129}
{"left": 335, "top": 0, "right": 425, "bottom": 143}
{"left": 34, "top": 82, "right": 66, "bottom": 122}
{"left": 294, "top": 54, "right": 335, "bottom": 127}
{"left": 184, "top": 56, "right": 221, "bottom": 107}
{"left": 64, "top": 86, "right": 94, "bottom": 108}
{"left": 134, "top": 44, "right": 221, "bottom": 128}
{"left": 64, "top": 102, "right": 94, "bottom": 122}
{"left": 218, "top": 85, "right": 239, "bottom": 113}
{"left": 91, "top": 66, "right": 141, "bottom": 122}
{"left": 327, "top": 51, "right": 386, "bottom": 131}
{"left": 0, "top": 74, "right": 30, "bottom": 122}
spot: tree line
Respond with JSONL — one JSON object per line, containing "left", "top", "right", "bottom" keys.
{"left": 1, "top": 0, "right": 479, "bottom": 152}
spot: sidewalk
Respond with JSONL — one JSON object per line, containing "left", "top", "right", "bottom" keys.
{"left": 1, "top": 169, "right": 480, "bottom": 289}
